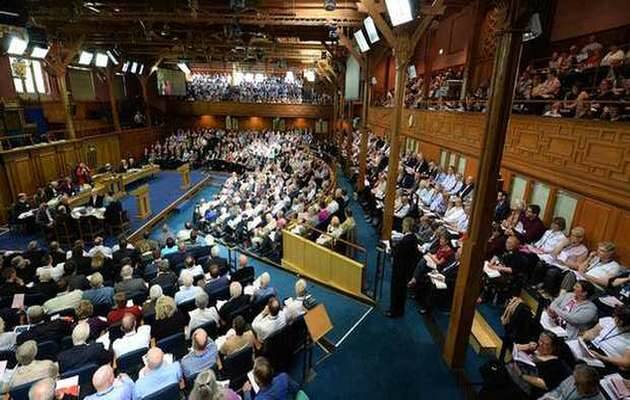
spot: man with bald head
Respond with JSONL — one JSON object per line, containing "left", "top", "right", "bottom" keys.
{"left": 28, "top": 377, "right": 56, "bottom": 400}
{"left": 112, "top": 312, "right": 151, "bottom": 359}
{"left": 180, "top": 328, "right": 218, "bottom": 380}
{"left": 133, "top": 347, "right": 183, "bottom": 400}
{"left": 85, "top": 365, "right": 134, "bottom": 400}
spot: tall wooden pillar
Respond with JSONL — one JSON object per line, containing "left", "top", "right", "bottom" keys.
{"left": 106, "top": 70, "right": 121, "bottom": 131}
{"left": 461, "top": 0, "right": 483, "bottom": 99}
{"left": 422, "top": 32, "right": 433, "bottom": 100}
{"left": 57, "top": 72, "right": 76, "bottom": 140}
{"left": 381, "top": 39, "right": 412, "bottom": 239}
{"left": 443, "top": 0, "right": 526, "bottom": 368}
{"left": 358, "top": 59, "right": 370, "bottom": 191}
{"left": 139, "top": 76, "right": 152, "bottom": 128}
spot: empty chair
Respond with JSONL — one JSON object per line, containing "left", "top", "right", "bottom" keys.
{"left": 60, "top": 363, "right": 99, "bottom": 398}
{"left": 0, "top": 350, "right": 17, "bottom": 369}
{"left": 9, "top": 381, "right": 33, "bottom": 400}
{"left": 196, "top": 320, "right": 218, "bottom": 340}
{"left": 157, "top": 332, "right": 187, "bottom": 360}
{"left": 142, "top": 382, "right": 181, "bottom": 400}
{"left": 36, "top": 340, "right": 59, "bottom": 361}
{"left": 178, "top": 298, "right": 197, "bottom": 315}
{"left": 116, "top": 347, "right": 148, "bottom": 379}
{"left": 220, "top": 346, "right": 253, "bottom": 390}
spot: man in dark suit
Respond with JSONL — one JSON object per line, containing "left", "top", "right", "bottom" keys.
{"left": 115, "top": 265, "right": 147, "bottom": 301}
{"left": 494, "top": 190, "right": 510, "bottom": 222}
{"left": 458, "top": 176, "right": 475, "bottom": 200}
{"left": 150, "top": 261, "right": 178, "bottom": 295}
{"left": 87, "top": 189, "right": 104, "bottom": 208}
{"left": 230, "top": 255, "right": 255, "bottom": 286}
{"left": 209, "top": 246, "right": 229, "bottom": 275}
{"left": 69, "top": 244, "right": 92, "bottom": 275}
{"left": 57, "top": 322, "right": 112, "bottom": 372}
{"left": 17, "top": 305, "right": 73, "bottom": 345}
{"left": 204, "top": 264, "right": 230, "bottom": 298}
{"left": 218, "top": 282, "right": 251, "bottom": 326}
{"left": 386, "top": 217, "right": 420, "bottom": 318}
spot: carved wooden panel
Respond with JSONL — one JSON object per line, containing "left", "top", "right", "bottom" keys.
{"left": 36, "top": 148, "right": 61, "bottom": 184}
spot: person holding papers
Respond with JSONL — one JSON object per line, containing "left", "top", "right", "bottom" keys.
{"left": 538, "top": 364, "right": 606, "bottom": 400}
{"left": 508, "top": 331, "right": 572, "bottom": 397}
{"left": 580, "top": 305, "right": 630, "bottom": 370}
{"left": 480, "top": 236, "right": 530, "bottom": 304}
{"left": 408, "top": 233, "right": 455, "bottom": 289}
{"left": 547, "top": 280, "right": 598, "bottom": 339}
{"left": 559, "top": 241, "right": 624, "bottom": 293}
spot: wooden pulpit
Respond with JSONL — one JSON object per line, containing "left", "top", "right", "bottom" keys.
{"left": 177, "top": 163, "right": 191, "bottom": 189}
{"left": 130, "top": 184, "right": 151, "bottom": 219}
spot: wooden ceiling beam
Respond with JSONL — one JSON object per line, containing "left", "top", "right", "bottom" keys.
{"left": 358, "top": 0, "right": 396, "bottom": 48}
{"left": 336, "top": 28, "right": 366, "bottom": 69}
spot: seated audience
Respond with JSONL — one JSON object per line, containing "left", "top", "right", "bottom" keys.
{"left": 85, "top": 365, "right": 135, "bottom": 400}
{"left": 112, "top": 312, "right": 151, "bottom": 358}
{"left": 133, "top": 347, "right": 183, "bottom": 400}
{"left": 181, "top": 328, "right": 218, "bottom": 380}
{"left": 189, "top": 368, "right": 241, "bottom": 400}
{"left": 547, "top": 280, "right": 598, "bottom": 339}
{"left": 151, "top": 295, "right": 187, "bottom": 340}
{"left": 242, "top": 356, "right": 300, "bottom": 400}
{"left": 252, "top": 296, "right": 286, "bottom": 341}
{"left": 57, "top": 322, "right": 111, "bottom": 372}
{"left": 3, "top": 340, "right": 58, "bottom": 393}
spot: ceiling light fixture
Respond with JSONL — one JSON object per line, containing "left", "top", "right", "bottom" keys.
{"left": 106, "top": 50, "right": 119, "bottom": 65}
{"left": 31, "top": 45, "right": 50, "bottom": 59}
{"left": 7, "top": 36, "right": 28, "bottom": 55}
{"left": 130, "top": 61, "right": 138, "bottom": 74}
{"left": 385, "top": 0, "right": 413, "bottom": 27}
{"left": 78, "top": 51, "right": 94, "bottom": 65}
{"left": 95, "top": 53, "right": 108, "bottom": 67}
{"left": 363, "top": 17, "right": 380, "bottom": 44}
{"left": 122, "top": 61, "right": 129, "bottom": 72}
{"left": 354, "top": 30, "right": 370, "bottom": 53}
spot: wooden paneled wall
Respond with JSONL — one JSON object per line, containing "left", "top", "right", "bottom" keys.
{"left": 168, "top": 100, "right": 333, "bottom": 120}
{"left": 0, "top": 127, "right": 163, "bottom": 223}
{"left": 368, "top": 108, "right": 630, "bottom": 264}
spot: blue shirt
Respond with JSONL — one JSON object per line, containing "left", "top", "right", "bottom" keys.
{"left": 174, "top": 286, "right": 201, "bottom": 305}
{"left": 252, "top": 286, "right": 277, "bottom": 303}
{"left": 244, "top": 373, "right": 300, "bottom": 400}
{"left": 180, "top": 343, "right": 218, "bottom": 379}
{"left": 161, "top": 246, "right": 178, "bottom": 257}
{"left": 85, "top": 375, "right": 134, "bottom": 400}
{"left": 82, "top": 286, "right": 115, "bottom": 306}
{"left": 133, "top": 362, "right": 182, "bottom": 400}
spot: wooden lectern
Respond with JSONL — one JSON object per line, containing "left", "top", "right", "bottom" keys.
{"left": 177, "top": 163, "right": 191, "bottom": 189}
{"left": 130, "top": 184, "right": 151, "bottom": 219}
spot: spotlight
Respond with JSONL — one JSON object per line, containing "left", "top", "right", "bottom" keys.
{"left": 106, "top": 50, "right": 119, "bottom": 65}
{"left": 30, "top": 45, "right": 49, "bottom": 59}
{"left": 523, "top": 13, "right": 542, "bottom": 42}
{"left": 363, "top": 17, "right": 380, "bottom": 44}
{"left": 130, "top": 61, "right": 138, "bottom": 73}
{"left": 78, "top": 51, "right": 94, "bottom": 65}
{"left": 122, "top": 61, "right": 130, "bottom": 72}
{"left": 7, "top": 36, "right": 28, "bottom": 55}
{"left": 354, "top": 30, "right": 370, "bottom": 53}
{"left": 94, "top": 53, "right": 108, "bottom": 68}
{"left": 324, "top": 0, "right": 336, "bottom": 11}
{"left": 177, "top": 62, "right": 191, "bottom": 75}
{"left": 385, "top": 0, "right": 413, "bottom": 27}
{"left": 138, "top": 64, "right": 145, "bottom": 74}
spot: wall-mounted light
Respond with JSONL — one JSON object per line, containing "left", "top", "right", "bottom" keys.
{"left": 78, "top": 51, "right": 94, "bottom": 65}
{"left": 7, "top": 36, "right": 28, "bottom": 55}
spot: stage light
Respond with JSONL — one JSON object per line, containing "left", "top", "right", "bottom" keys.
{"left": 31, "top": 45, "right": 49, "bottom": 59}
{"left": 354, "top": 30, "right": 370, "bottom": 53}
{"left": 138, "top": 64, "right": 145, "bottom": 74}
{"left": 523, "top": 13, "right": 542, "bottom": 42}
{"left": 385, "top": 0, "right": 413, "bottom": 27}
{"left": 130, "top": 61, "right": 138, "bottom": 74}
{"left": 408, "top": 65, "right": 417, "bottom": 79}
{"left": 285, "top": 71, "right": 294, "bottom": 83}
{"left": 78, "top": 51, "right": 94, "bottom": 65}
{"left": 304, "top": 69, "right": 315, "bottom": 82}
{"left": 7, "top": 36, "right": 28, "bottom": 55}
{"left": 438, "top": 48, "right": 444, "bottom": 55}
{"left": 363, "top": 17, "right": 380, "bottom": 44}
{"left": 122, "top": 61, "right": 129, "bottom": 72}
{"left": 106, "top": 50, "right": 119, "bottom": 65}
{"left": 95, "top": 53, "right": 108, "bottom": 67}
{"left": 177, "top": 62, "right": 191, "bottom": 75}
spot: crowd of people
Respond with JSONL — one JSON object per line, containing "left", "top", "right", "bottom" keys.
{"left": 0, "top": 228, "right": 311, "bottom": 399}
{"left": 345, "top": 130, "right": 629, "bottom": 399}
{"left": 186, "top": 73, "right": 331, "bottom": 105}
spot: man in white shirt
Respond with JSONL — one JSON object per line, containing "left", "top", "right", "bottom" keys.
{"left": 175, "top": 271, "right": 202, "bottom": 305}
{"left": 88, "top": 237, "right": 113, "bottom": 259}
{"left": 178, "top": 256, "right": 204, "bottom": 283}
{"left": 177, "top": 222, "right": 194, "bottom": 242}
{"left": 112, "top": 313, "right": 151, "bottom": 359}
{"left": 528, "top": 217, "right": 567, "bottom": 254}
{"left": 43, "top": 279, "right": 82, "bottom": 315}
{"left": 251, "top": 297, "right": 286, "bottom": 341}
{"left": 36, "top": 255, "right": 65, "bottom": 282}
{"left": 442, "top": 197, "right": 465, "bottom": 226}
{"left": 284, "top": 279, "right": 308, "bottom": 321}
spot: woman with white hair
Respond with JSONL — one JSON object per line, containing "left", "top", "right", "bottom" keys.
{"left": 187, "top": 292, "right": 220, "bottom": 338}
{"left": 284, "top": 279, "right": 308, "bottom": 320}
{"left": 142, "top": 284, "right": 163, "bottom": 322}
{"left": 189, "top": 369, "right": 240, "bottom": 400}
{"left": 4, "top": 340, "right": 58, "bottom": 393}
{"left": 252, "top": 272, "right": 277, "bottom": 303}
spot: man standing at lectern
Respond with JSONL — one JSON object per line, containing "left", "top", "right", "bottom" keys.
{"left": 386, "top": 217, "right": 420, "bottom": 318}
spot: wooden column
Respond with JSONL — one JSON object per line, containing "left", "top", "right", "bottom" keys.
{"left": 139, "top": 76, "right": 152, "bottom": 128}
{"left": 443, "top": 0, "right": 526, "bottom": 368}
{"left": 358, "top": 58, "right": 370, "bottom": 191}
{"left": 56, "top": 72, "right": 76, "bottom": 139}
{"left": 381, "top": 39, "right": 412, "bottom": 239}
{"left": 422, "top": 32, "right": 433, "bottom": 99}
{"left": 106, "top": 70, "right": 121, "bottom": 132}
{"left": 460, "top": 0, "right": 483, "bottom": 99}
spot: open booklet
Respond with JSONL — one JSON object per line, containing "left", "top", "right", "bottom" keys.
{"left": 483, "top": 261, "right": 501, "bottom": 279}
{"left": 540, "top": 310, "right": 568, "bottom": 338}
{"left": 565, "top": 338, "right": 605, "bottom": 368}
{"left": 428, "top": 272, "right": 447, "bottom": 289}
{"left": 600, "top": 373, "right": 630, "bottom": 400}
